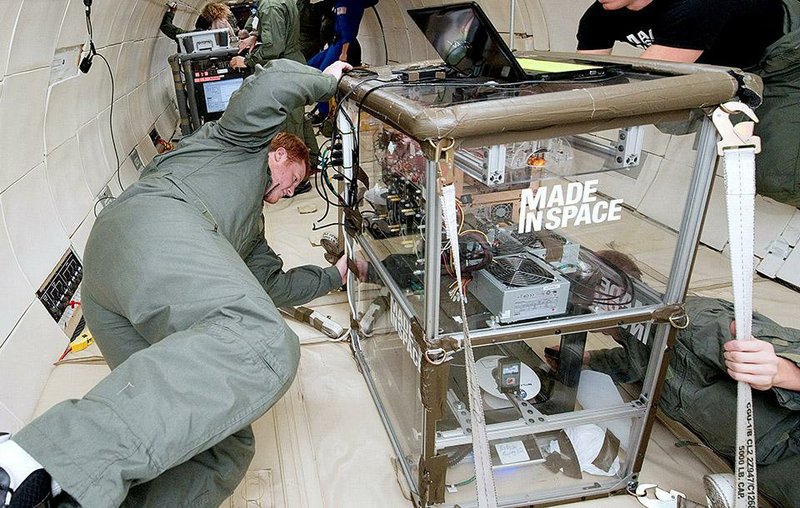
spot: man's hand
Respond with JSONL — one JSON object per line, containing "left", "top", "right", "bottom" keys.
{"left": 322, "top": 61, "right": 352, "bottom": 81}
{"left": 166, "top": 1, "right": 177, "bottom": 12}
{"left": 239, "top": 35, "right": 257, "bottom": 53}
{"left": 230, "top": 56, "right": 247, "bottom": 69}
{"left": 725, "top": 321, "right": 800, "bottom": 391}
{"left": 238, "top": 29, "right": 250, "bottom": 40}
{"left": 334, "top": 254, "right": 368, "bottom": 286}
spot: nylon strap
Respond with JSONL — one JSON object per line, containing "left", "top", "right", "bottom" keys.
{"left": 441, "top": 183, "right": 498, "bottom": 507}
{"left": 714, "top": 102, "right": 760, "bottom": 508}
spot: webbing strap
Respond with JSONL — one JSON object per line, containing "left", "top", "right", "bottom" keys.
{"left": 715, "top": 102, "right": 760, "bottom": 508}
{"left": 441, "top": 184, "right": 497, "bottom": 507}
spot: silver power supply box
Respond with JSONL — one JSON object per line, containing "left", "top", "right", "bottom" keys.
{"left": 469, "top": 254, "right": 570, "bottom": 324}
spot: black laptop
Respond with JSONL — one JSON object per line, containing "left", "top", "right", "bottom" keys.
{"left": 407, "top": 2, "right": 620, "bottom": 82}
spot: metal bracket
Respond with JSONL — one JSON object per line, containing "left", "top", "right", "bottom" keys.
{"left": 652, "top": 304, "right": 689, "bottom": 329}
{"left": 712, "top": 101, "right": 761, "bottom": 155}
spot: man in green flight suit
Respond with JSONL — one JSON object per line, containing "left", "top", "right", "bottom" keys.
{"left": 0, "top": 59, "right": 352, "bottom": 508}
{"left": 584, "top": 251, "right": 800, "bottom": 507}
{"left": 231, "top": 0, "right": 320, "bottom": 177}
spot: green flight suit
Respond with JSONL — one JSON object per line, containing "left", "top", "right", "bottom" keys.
{"left": 589, "top": 297, "right": 800, "bottom": 507}
{"left": 244, "top": 0, "right": 320, "bottom": 168}
{"left": 159, "top": 10, "right": 184, "bottom": 41}
{"left": 751, "top": 0, "right": 800, "bottom": 207}
{"left": 12, "top": 60, "right": 341, "bottom": 508}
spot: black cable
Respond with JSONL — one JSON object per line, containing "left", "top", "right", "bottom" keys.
{"left": 369, "top": 6, "right": 389, "bottom": 66}
{"left": 94, "top": 53, "right": 122, "bottom": 191}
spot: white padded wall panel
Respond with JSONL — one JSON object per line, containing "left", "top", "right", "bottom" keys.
{"left": 108, "top": 0, "right": 138, "bottom": 48}
{"left": 128, "top": 84, "right": 153, "bottom": 147}
{"left": 110, "top": 95, "right": 138, "bottom": 159}
{"left": 44, "top": 137, "right": 94, "bottom": 236}
{"left": 137, "top": 138, "right": 158, "bottom": 168}
{"left": 70, "top": 208, "right": 96, "bottom": 258}
{"left": 151, "top": 37, "right": 175, "bottom": 77}
{"left": 753, "top": 197, "right": 797, "bottom": 258}
{"left": 517, "top": 0, "right": 548, "bottom": 50}
{"left": 638, "top": 161, "right": 692, "bottom": 231}
{"left": 57, "top": 0, "right": 87, "bottom": 48}
{"left": 776, "top": 244, "right": 800, "bottom": 287}
{"left": 0, "top": 213, "right": 35, "bottom": 341}
{"left": 0, "top": 163, "right": 70, "bottom": 288}
{"left": 146, "top": 68, "right": 173, "bottom": 119}
{"left": 0, "top": 401, "right": 23, "bottom": 434}
{"left": 117, "top": 42, "right": 140, "bottom": 98}
{"left": 698, "top": 175, "right": 729, "bottom": 250}
{"left": 538, "top": 0, "right": 592, "bottom": 52}
{"left": 6, "top": 0, "right": 69, "bottom": 75}
{"left": 0, "top": 0, "right": 24, "bottom": 79}
{"left": 118, "top": 157, "right": 140, "bottom": 189}
{"left": 131, "top": 0, "right": 165, "bottom": 41}
{"left": 77, "top": 118, "right": 112, "bottom": 195}
{"left": 74, "top": 45, "right": 119, "bottom": 127}
{"left": 0, "top": 68, "right": 49, "bottom": 193}
{"left": 0, "top": 302, "right": 66, "bottom": 424}
{"left": 88, "top": 0, "right": 117, "bottom": 49}
{"left": 45, "top": 76, "right": 80, "bottom": 153}
{"left": 96, "top": 107, "right": 121, "bottom": 179}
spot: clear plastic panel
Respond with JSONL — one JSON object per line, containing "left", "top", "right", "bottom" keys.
{"left": 351, "top": 241, "right": 425, "bottom": 489}
{"left": 438, "top": 323, "right": 662, "bottom": 427}
{"left": 438, "top": 415, "right": 640, "bottom": 507}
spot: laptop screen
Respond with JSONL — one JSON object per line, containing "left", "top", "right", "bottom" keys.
{"left": 408, "top": 2, "right": 527, "bottom": 82}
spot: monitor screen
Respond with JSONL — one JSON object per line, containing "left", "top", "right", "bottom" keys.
{"left": 202, "top": 78, "right": 243, "bottom": 114}
{"left": 408, "top": 3, "right": 526, "bottom": 81}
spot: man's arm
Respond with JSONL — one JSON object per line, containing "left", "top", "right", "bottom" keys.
{"left": 724, "top": 329, "right": 800, "bottom": 392}
{"left": 247, "top": 3, "right": 290, "bottom": 66}
{"left": 159, "top": 9, "right": 185, "bottom": 41}
{"left": 215, "top": 59, "right": 338, "bottom": 147}
{"left": 640, "top": 44, "right": 702, "bottom": 63}
{"left": 245, "top": 236, "right": 343, "bottom": 308}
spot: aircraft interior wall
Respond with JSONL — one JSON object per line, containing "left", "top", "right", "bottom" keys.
{"left": 1, "top": 0, "right": 799, "bottom": 437}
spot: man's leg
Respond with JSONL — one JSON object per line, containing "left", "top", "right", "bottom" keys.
{"left": 10, "top": 197, "right": 299, "bottom": 507}
{"left": 121, "top": 426, "right": 255, "bottom": 508}
{"left": 83, "top": 285, "right": 257, "bottom": 507}
{"left": 81, "top": 291, "right": 149, "bottom": 370}
{"left": 757, "top": 453, "right": 800, "bottom": 508}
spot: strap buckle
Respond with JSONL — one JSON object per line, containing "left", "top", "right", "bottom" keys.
{"left": 712, "top": 101, "right": 761, "bottom": 156}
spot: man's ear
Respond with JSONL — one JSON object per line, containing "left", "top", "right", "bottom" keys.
{"left": 273, "top": 146, "right": 287, "bottom": 164}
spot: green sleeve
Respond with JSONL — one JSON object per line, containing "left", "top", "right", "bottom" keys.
{"left": 159, "top": 11, "right": 184, "bottom": 41}
{"left": 215, "top": 59, "right": 336, "bottom": 148}
{"left": 246, "top": 3, "right": 289, "bottom": 66}
{"left": 245, "top": 235, "right": 341, "bottom": 308}
{"left": 587, "top": 329, "right": 652, "bottom": 384}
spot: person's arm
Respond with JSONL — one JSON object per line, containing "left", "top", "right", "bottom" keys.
{"left": 577, "top": 48, "right": 613, "bottom": 56}
{"left": 640, "top": 44, "right": 702, "bottom": 63}
{"left": 724, "top": 334, "right": 800, "bottom": 392}
{"left": 246, "top": 3, "right": 289, "bottom": 66}
{"left": 216, "top": 59, "right": 348, "bottom": 147}
{"left": 159, "top": 9, "right": 185, "bottom": 41}
{"left": 245, "top": 236, "right": 343, "bottom": 308}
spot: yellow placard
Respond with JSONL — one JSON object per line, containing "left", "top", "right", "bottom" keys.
{"left": 516, "top": 58, "right": 602, "bottom": 73}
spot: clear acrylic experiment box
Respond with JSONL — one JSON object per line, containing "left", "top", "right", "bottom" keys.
{"left": 334, "top": 54, "right": 760, "bottom": 507}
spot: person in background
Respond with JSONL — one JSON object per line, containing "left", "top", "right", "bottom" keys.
{"left": 576, "top": 0, "right": 800, "bottom": 207}
{"left": 160, "top": 1, "right": 238, "bottom": 43}
{"left": 231, "top": 0, "right": 320, "bottom": 191}
{"left": 297, "top": 0, "right": 336, "bottom": 60}
{"left": 307, "top": 0, "right": 374, "bottom": 124}
{"left": 577, "top": 250, "right": 800, "bottom": 506}
{"left": 0, "top": 59, "right": 354, "bottom": 508}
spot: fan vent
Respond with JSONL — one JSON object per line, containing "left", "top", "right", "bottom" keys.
{"left": 487, "top": 256, "right": 555, "bottom": 287}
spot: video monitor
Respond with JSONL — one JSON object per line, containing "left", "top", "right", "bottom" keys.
{"left": 202, "top": 77, "right": 243, "bottom": 114}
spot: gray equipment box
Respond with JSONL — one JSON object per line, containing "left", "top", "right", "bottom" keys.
{"left": 176, "top": 28, "right": 230, "bottom": 54}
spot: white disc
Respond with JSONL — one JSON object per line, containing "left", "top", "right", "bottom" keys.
{"left": 475, "top": 355, "right": 541, "bottom": 401}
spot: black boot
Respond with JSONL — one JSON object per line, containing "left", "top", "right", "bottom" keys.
{"left": 1, "top": 467, "right": 52, "bottom": 508}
